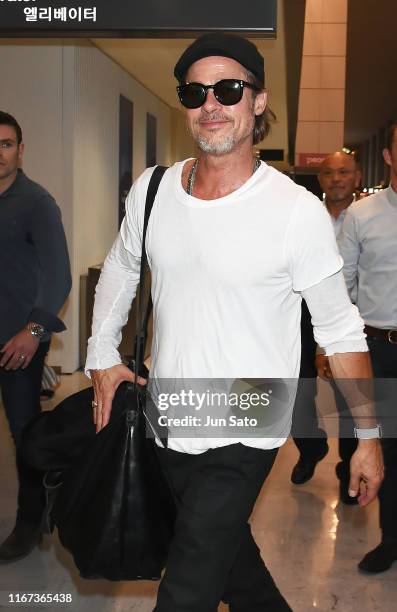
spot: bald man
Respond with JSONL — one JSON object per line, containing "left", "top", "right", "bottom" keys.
{"left": 291, "top": 152, "right": 362, "bottom": 505}
{"left": 319, "top": 152, "right": 361, "bottom": 232}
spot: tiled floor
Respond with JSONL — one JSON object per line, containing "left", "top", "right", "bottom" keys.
{"left": 0, "top": 374, "right": 396, "bottom": 611}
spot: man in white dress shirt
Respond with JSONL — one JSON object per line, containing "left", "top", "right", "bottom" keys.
{"left": 338, "top": 121, "right": 397, "bottom": 573}
{"left": 86, "top": 33, "right": 383, "bottom": 611}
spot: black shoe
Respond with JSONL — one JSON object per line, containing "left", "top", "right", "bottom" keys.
{"left": 0, "top": 521, "right": 42, "bottom": 564}
{"left": 291, "top": 443, "right": 329, "bottom": 485}
{"left": 358, "top": 541, "right": 397, "bottom": 573}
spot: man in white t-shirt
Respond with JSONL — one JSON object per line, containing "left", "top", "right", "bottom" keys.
{"left": 86, "top": 33, "right": 383, "bottom": 612}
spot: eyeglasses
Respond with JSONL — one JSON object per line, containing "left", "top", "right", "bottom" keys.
{"left": 176, "top": 79, "right": 261, "bottom": 109}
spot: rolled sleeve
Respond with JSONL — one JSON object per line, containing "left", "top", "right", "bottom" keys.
{"left": 301, "top": 271, "right": 368, "bottom": 355}
{"left": 29, "top": 307, "right": 66, "bottom": 333}
{"left": 286, "top": 192, "right": 343, "bottom": 292}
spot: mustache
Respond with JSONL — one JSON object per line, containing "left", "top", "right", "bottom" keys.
{"left": 196, "top": 111, "right": 233, "bottom": 124}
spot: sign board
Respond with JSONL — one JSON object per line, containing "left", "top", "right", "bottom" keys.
{"left": 297, "top": 153, "right": 329, "bottom": 168}
{"left": 0, "top": 0, "right": 277, "bottom": 37}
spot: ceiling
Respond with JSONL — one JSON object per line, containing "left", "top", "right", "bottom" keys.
{"left": 92, "top": 37, "right": 286, "bottom": 111}
{"left": 92, "top": 13, "right": 295, "bottom": 165}
{"left": 93, "top": 0, "right": 396, "bottom": 157}
{"left": 92, "top": 0, "right": 304, "bottom": 168}
{"left": 92, "top": 38, "right": 190, "bottom": 109}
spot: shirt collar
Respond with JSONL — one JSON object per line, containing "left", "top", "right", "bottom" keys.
{"left": 325, "top": 202, "right": 348, "bottom": 222}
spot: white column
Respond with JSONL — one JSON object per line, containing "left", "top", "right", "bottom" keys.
{"left": 295, "top": 0, "right": 348, "bottom": 168}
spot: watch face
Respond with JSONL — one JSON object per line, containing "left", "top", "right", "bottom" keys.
{"left": 30, "top": 324, "right": 46, "bottom": 337}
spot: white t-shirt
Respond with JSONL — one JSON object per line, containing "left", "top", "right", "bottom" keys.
{"left": 87, "top": 160, "right": 344, "bottom": 453}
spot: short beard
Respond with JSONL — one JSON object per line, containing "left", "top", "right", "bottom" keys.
{"left": 188, "top": 111, "right": 237, "bottom": 155}
{"left": 196, "top": 134, "right": 236, "bottom": 155}
{"left": 188, "top": 103, "right": 255, "bottom": 155}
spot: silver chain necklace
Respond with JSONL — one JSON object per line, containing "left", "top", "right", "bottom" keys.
{"left": 186, "top": 157, "right": 261, "bottom": 196}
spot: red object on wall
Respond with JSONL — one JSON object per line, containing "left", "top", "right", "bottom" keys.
{"left": 298, "top": 153, "right": 330, "bottom": 167}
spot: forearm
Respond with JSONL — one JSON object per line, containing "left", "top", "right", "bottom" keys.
{"left": 328, "top": 351, "right": 377, "bottom": 430}
{"left": 303, "top": 272, "right": 377, "bottom": 430}
{"left": 85, "top": 240, "right": 141, "bottom": 375}
{"left": 330, "top": 351, "right": 383, "bottom": 506}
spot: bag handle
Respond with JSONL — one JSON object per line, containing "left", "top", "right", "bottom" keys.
{"left": 133, "top": 166, "right": 168, "bottom": 382}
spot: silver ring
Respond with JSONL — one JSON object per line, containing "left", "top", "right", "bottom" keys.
{"left": 18, "top": 355, "right": 26, "bottom": 361}
{"left": 92, "top": 400, "right": 98, "bottom": 408}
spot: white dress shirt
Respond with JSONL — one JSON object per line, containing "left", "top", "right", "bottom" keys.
{"left": 338, "top": 186, "right": 397, "bottom": 328}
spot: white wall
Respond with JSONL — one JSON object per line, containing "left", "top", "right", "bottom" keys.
{"left": 69, "top": 42, "right": 172, "bottom": 372}
{"left": 1, "top": 40, "right": 75, "bottom": 369}
{"left": 170, "top": 107, "right": 196, "bottom": 162}
{"left": 0, "top": 39, "right": 172, "bottom": 372}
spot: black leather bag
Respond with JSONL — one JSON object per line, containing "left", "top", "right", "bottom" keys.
{"left": 52, "top": 382, "right": 175, "bottom": 580}
{"left": 22, "top": 165, "right": 176, "bottom": 580}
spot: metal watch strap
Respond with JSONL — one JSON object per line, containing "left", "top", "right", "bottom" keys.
{"left": 354, "top": 425, "right": 382, "bottom": 439}
{"left": 27, "top": 322, "right": 46, "bottom": 338}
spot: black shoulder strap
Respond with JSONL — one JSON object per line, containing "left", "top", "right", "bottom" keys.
{"left": 134, "top": 166, "right": 168, "bottom": 376}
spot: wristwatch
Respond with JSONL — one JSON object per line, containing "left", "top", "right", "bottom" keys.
{"left": 354, "top": 424, "right": 382, "bottom": 439}
{"left": 26, "top": 322, "right": 47, "bottom": 339}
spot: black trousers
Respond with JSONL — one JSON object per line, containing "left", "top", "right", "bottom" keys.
{"left": 292, "top": 301, "right": 357, "bottom": 477}
{"left": 0, "top": 341, "right": 49, "bottom": 525}
{"left": 367, "top": 337, "right": 397, "bottom": 542}
{"left": 154, "top": 443, "right": 292, "bottom": 612}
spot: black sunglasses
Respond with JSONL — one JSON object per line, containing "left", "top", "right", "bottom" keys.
{"left": 177, "top": 79, "right": 261, "bottom": 109}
